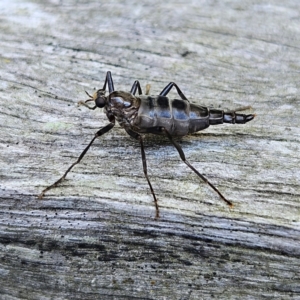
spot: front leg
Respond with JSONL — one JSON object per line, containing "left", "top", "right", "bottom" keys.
{"left": 38, "top": 120, "right": 115, "bottom": 199}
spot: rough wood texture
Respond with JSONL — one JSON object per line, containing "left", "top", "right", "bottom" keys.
{"left": 1, "top": 1, "right": 299, "bottom": 299}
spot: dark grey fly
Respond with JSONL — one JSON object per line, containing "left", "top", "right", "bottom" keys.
{"left": 39, "top": 71, "right": 255, "bottom": 218}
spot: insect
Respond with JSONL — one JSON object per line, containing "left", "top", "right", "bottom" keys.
{"left": 39, "top": 71, "right": 255, "bottom": 218}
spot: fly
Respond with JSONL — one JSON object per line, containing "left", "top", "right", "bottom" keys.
{"left": 38, "top": 71, "right": 255, "bottom": 218}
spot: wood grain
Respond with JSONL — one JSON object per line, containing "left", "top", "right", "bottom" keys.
{"left": 0, "top": 0, "right": 299, "bottom": 299}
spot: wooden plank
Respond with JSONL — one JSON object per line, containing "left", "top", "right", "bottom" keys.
{"left": 0, "top": 0, "right": 299, "bottom": 299}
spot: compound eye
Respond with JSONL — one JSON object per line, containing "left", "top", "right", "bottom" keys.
{"left": 95, "top": 96, "right": 106, "bottom": 108}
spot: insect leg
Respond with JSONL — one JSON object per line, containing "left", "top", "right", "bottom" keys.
{"left": 125, "top": 128, "right": 160, "bottom": 218}
{"left": 93, "top": 71, "right": 115, "bottom": 94}
{"left": 130, "top": 80, "right": 151, "bottom": 96}
{"left": 102, "top": 71, "right": 115, "bottom": 93}
{"left": 161, "top": 127, "right": 233, "bottom": 208}
{"left": 38, "top": 121, "right": 115, "bottom": 199}
{"left": 130, "top": 81, "right": 143, "bottom": 95}
{"left": 159, "top": 82, "right": 188, "bottom": 100}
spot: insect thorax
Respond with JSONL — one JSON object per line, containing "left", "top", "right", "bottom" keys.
{"left": 107, "top": 91, "right": 141, "bottom": 129}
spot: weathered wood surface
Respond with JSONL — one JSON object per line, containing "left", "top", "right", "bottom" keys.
{"left": 0, "top": 0, "right": 299, "bottom": 299}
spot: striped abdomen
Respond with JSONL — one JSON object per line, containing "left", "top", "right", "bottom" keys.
{"left": 134, "top": 95, "right": 254, "bottom": 136}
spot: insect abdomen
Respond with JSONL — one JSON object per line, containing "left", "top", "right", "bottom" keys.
{"left": 135, "top": 96, "right": 211, "bottom": 136}
{"left": 135, "top": 96, "right": 254, "bottom": 136}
